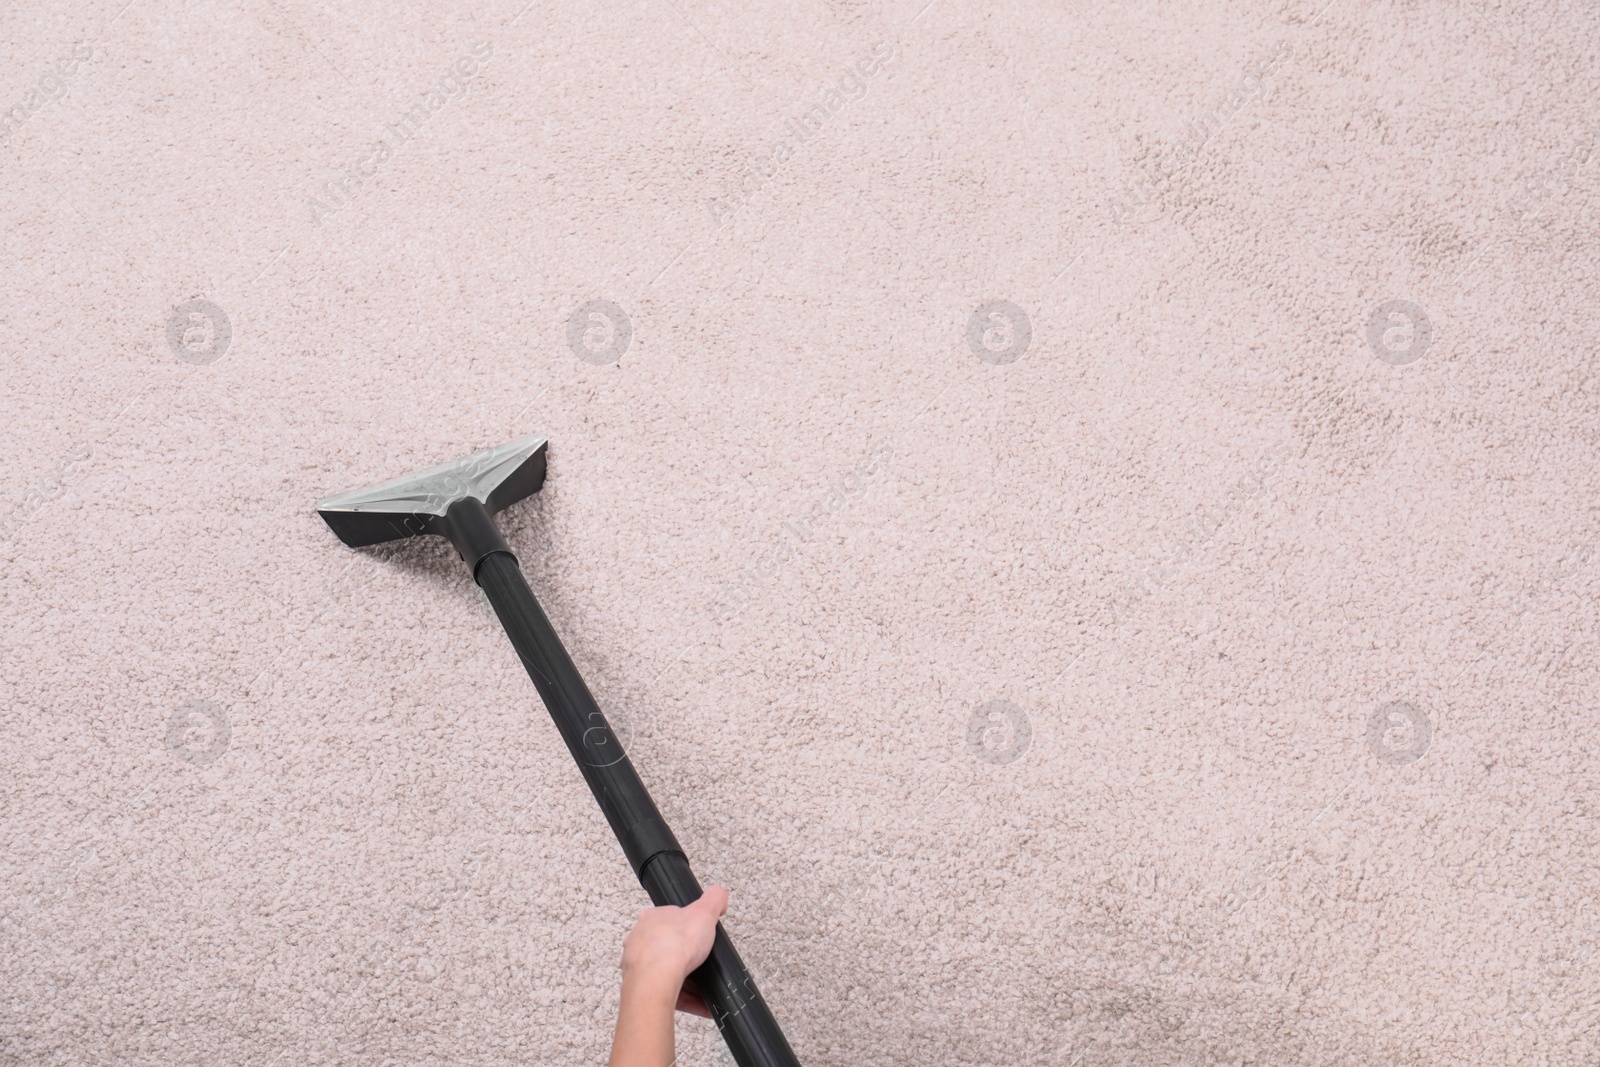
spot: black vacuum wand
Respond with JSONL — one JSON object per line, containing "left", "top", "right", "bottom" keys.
{"left": 316, "top": 435, "right": 801, "bottom": 1067}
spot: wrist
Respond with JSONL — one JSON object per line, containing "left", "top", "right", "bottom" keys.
{"left": 620, "top": 959, "right": 683, "bottom": 998}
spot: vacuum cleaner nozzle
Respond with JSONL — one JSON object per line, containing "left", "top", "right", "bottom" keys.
{"left": 314, "top": 434, "right": 548, "bottom": 559}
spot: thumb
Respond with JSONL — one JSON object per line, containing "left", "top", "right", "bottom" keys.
{"left": 688, "top": 885, "right": 729, "bottom": 921}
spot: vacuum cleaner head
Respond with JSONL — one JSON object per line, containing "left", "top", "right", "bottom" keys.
{"left": 315, "top": 434, "right": 548, "bottom": 548}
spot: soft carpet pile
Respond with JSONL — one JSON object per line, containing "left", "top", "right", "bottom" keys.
{"left": 2, "top": 0, "right": 1597, "bottom": 1064}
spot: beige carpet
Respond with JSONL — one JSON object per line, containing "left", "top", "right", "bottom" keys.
{"left": 3, "top": 0, "right": 1599, "bottom": 1063}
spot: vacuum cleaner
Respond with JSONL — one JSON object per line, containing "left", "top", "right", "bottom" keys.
{"left": 315, "top": 434, "right": 800, "bottom": 1067}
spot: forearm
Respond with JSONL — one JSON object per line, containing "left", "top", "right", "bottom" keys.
{"left": 608, "top": 966, "right": 682, "bottom": 1067}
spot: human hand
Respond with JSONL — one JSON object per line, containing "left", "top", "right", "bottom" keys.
{"left": 619, "top": 885, "right": 728, "bottom": 1018}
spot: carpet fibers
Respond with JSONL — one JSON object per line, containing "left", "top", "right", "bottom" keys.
{"left": 2, "top": 1, "right": 1598, "bottom": 1064}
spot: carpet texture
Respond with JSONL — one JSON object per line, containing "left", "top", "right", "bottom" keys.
{"left": 3, "top": 0, "right": 1599, "bottom": 1064}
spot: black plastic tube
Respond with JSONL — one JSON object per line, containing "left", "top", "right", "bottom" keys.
{"left": 473, "top": 547, "right": 802, "bottom": 1067}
